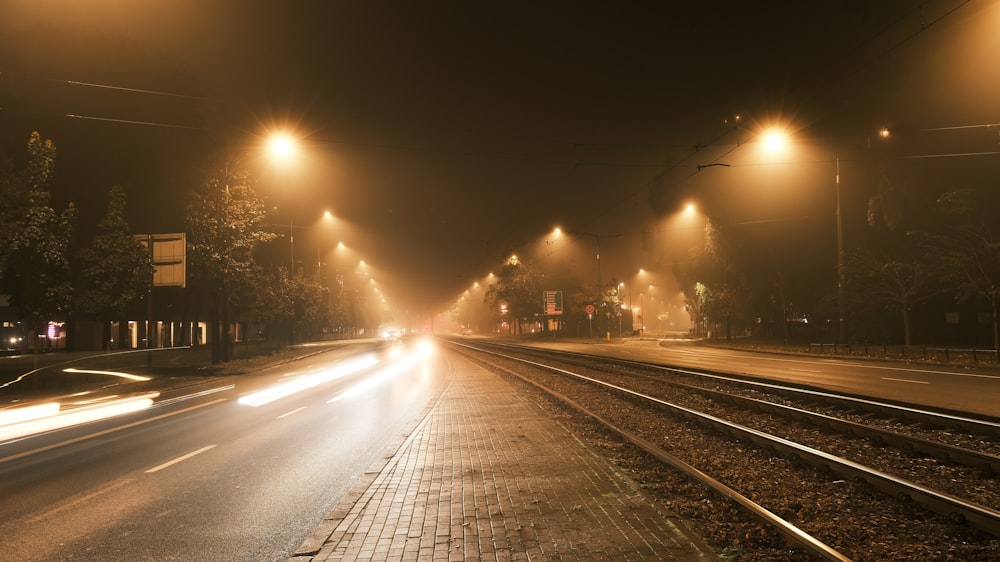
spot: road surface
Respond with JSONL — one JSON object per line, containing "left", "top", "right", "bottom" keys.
{"left": 0, "top": 339, "right": 448, "bottom": 561}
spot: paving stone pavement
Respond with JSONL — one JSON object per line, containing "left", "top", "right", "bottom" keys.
{"left": 291, "top": 349, "right": 719, "bottom": 561}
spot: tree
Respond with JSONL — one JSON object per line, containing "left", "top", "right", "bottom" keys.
{"left": 678, "top": 217, "right": 750, "bottom": 340}
{"left": 685, "top": 282, "right": 710, "bottom": 336}
{"left": 185, "top": 158, "right": 276, "bottom": 363}
{"left": 484, "top": 255, "right": 542, "bottom": 335}
{"left": 75, "top": 186, "right": 153, "bottom": 350}
{"left": 848, "top": 246, "right": 935, "bottom": 347}
{"left": 854, "top": 170, "right": 940, "bottom": 346}
{"left": 0, "top": 132, "right": 78, "bottom": 354}
{"left": 291, "top": 273, "right": 330, "bottom": 341}
{"left": 933, "top": 189, "right": 1000, "bottom": 349}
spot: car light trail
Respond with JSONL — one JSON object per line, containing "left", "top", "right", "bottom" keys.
{"left": 237, "top": 354, "right": 379, "bottom": 407}
{"left": 0, "top": 398, "right": 225, "bottom": 466}
{"left": 153, "top": 385, "right": 235, "bottom": 408}
{"left": 0, "top": 402, "right": 61, "bottom": 426}
{"left": 61, "top": 368, "right": 153, "bottom": 381}
{"left": 0, "top": 393, "right": 159, "bottom": 442}
{"left": 328, "top": 348, "right": 423, "bottom": 402}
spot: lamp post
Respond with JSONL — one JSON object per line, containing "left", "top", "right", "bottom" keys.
{"left": 697, "top": 125, "right": 855, "bottom": 343}
{"left": 271, "top": 213, "right": 307, "bottom": 276}
{"left": 835, "top": 155, "right": 846, "bottom": 345}
{"left": 557, "top": 228, "right": 620, "bottom": 338}
{"left": 639, "top": 292, "right": 645, "bottom": 336}
{"left": 266, "top": 132, "right": 300, "bottom": 275}
{"left": 288, "top": 217, "right": 295, "bottom": 274}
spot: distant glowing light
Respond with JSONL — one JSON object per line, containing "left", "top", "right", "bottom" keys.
{"left": 417, "top": 338, "right": 435, "bottom": 357}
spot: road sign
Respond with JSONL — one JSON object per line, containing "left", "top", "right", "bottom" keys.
{"left": 136, "top": 233, "right": 186, "bottom": 288}
{"left": 584, "top": 304, "right": 595, "bottom": 315}
{"left": 544, "top": 291, "right": 563, "bottom": 315}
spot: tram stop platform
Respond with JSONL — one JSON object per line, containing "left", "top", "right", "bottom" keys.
{"left": 289, "top": 349, "right": 719, "bottom": 561}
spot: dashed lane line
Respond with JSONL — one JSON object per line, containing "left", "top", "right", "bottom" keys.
{"left": 145, "top": 444, "right": 217, "bottom": 473}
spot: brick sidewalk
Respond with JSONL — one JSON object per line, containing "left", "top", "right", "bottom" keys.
{"left": 291, "top": 350, "right": 718, "bottom": 561}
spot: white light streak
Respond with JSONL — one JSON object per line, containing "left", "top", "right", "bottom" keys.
{"left": 0, "top": 403, "right": 60, "bottom": 426}
{"left": 0, "top": 393, "right": 158, "bottom": 442}
{"left": 62, "top": 368, "right": 152, "bottom": 381}
{"left": 328, "top": 349, "right": 422, "bottom": 402}
{"left": 237, "top": 354, "right": 379, "bottom": 407}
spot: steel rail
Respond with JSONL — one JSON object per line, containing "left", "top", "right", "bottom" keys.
{"left": 547, "top": 341, "right": 1000, "bottom": 472}
{"left": 447, "top": 341, "right": 854, "bottom": 562}
{"left": 476, "top": 340, "right": 1000, "bottom": 437}
{"left": 450, "top": 340, "right": 1000, "bottom": 539}
{"left": 683, "top": 383, "right": 1000, "bottom": 474}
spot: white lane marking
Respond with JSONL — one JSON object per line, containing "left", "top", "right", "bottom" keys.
{"left": 881, "top": 377, "right": 930, "bottom": 385}
{"left": 146, "top": 444, "right": 217, "bottom": 473}
{"left": 0, "top": 398, "right": 227, "bottom": 466}
{"left": 278, "top": 406, "right": 307, "bottom": 419}
{"left": 789, "top": 368, "right": 821, "bottom": 373}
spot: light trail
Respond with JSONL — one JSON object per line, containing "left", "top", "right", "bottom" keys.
{"left": 0, "top": 393, "right": 159, "bottom": 442}
{"left": 237, "top": 354, "right": 379, "bottom": 407}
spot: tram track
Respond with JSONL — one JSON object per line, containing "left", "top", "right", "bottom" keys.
{"left": 445, "top": 339, "right": 1000, "bottom": 561}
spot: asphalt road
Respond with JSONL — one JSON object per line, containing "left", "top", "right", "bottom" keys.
{"left": 4, "top": 336, "right": 998, "bottom": 561}
{"left": 0, "top": 339, "right": 448, "bottom": 561}
{"left": 524, "top": 338, "right": 1000, "bottom": 419}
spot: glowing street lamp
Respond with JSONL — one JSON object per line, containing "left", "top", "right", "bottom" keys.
{"left": 762, "top": 127, "right": 787, "bottom": 152}
{"left": 268, "top": 134, "right": 296, "bottom": 159}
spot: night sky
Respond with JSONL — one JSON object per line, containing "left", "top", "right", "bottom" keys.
{"left": 1, "top": 0, "right": 997, "bottom": 320}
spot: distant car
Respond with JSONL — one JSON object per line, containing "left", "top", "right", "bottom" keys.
{"left": 461, "top": 328, "right": 473, "bottom": 336}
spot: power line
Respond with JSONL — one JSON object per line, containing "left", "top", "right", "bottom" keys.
{"left": 63, "top": 79, "right": 216, "bottom": 101}
{"left": 65, "top": 113, "right": 208, "bottom": 130}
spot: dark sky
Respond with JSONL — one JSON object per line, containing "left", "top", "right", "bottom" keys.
{"left": 1, "top": 0, "right": 997, "bottom": 320}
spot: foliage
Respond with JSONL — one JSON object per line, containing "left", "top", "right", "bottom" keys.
{"left": 185, "top": 160, "right": 276, "bottom": 290}
{"left": 0, "top": 132, "right": 78, "bottom": 341}
{"left": 685, "top": 282, "right": 709, "bottom": 335}
{"left": 931, "top": 189, "right": 1000, "bottom": 349}
{"left": 677, "top": 218, "right": 752, "bottom": 339}
{"left": 484, "top": 255, "right": 543, "bottom": 333}
{"left": 292, "top": 273, "right": 330, "bottom": 340}
{"left": 75, "top": 186, "right": 153, "bottom": 322}
{"left": 848, "top": 245, "right": 936, "bottom": 347}
{"left": 185, "top": 157, "right": 276, "bottom": 361}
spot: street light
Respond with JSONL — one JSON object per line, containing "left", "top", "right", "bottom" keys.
{"left": 266, "top": 132, "right": 300, "bottom": 274}
{"left": 268, "top": 134, "right": 295, "bottom": 159}
{"left": 835, "top": 154, "right": 846, "bottom": 344}
{"left": 695, "top": 123, "right": 855, "bottom": 343}
{"left": 272, "top": 209, "right": 325, "bottom": 276}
